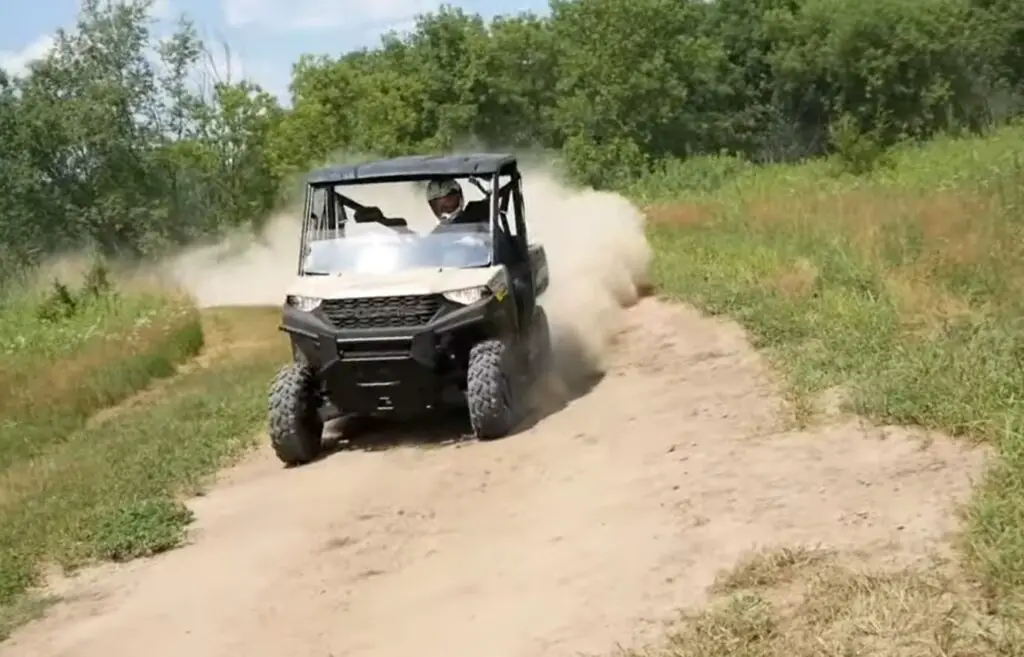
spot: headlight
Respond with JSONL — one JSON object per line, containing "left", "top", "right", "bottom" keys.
{"left": 287, "top": 295, "right": 322, "bottom": 312}
{"left": 442, "top": 286, "right": 489, "bottom": 305}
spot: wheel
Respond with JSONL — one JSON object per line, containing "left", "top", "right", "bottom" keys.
{"left": 466, "top": 338, "right": 520, "bottom": 440}
{"left": 267, "top": 363, "right": 324, "bottom": 466}
{"left": 528, "top": 305, "right": 553, "bottom": 379}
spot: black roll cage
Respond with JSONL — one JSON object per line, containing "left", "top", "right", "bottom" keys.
{"left": 297, "top": 169, "right": 528, "bottom": 276}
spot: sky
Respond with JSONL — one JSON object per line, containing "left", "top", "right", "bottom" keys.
{"left": 0, "top": 0, "right": 551, "bottom": 104}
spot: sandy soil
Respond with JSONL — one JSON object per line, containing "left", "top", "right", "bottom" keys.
{"left": 0, "top": 296, "right": 986, "bottom": 657}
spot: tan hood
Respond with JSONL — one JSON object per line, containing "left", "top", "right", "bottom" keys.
{"left": 284, "top": 265, "right": 506, "bottom": 299}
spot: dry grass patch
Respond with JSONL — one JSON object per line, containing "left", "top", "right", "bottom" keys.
{"left": 737, "top": 187, "right": 1009, "bottom": 275}
{"left": 710, "top": 546, "right": 834, "bottom": 594}
{"left": 630, "top": 548, "right": 1022, "bottom": 657}
{"left": 195, "top": 305, "right": 285, "bottom": 361}
{"left": 645, "top": 202, "right": 717, "bottom": 227}
{"left": 883, "top": 271, "right": 976, "bottom": 338}
{"left": 767, "top": 259, "right": 819, "bottom": 300}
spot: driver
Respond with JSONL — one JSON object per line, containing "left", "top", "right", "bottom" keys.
{"left": 426, "top": 178, "right": 487, "bottom": 225}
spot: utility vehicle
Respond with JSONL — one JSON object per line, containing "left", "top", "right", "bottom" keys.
{"left": 268, "top": 153, "right": 552, "bottom": 466}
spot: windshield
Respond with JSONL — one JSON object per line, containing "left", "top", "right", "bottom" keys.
{"left": 302, "top": 223, "right": 492, "bottom": 275}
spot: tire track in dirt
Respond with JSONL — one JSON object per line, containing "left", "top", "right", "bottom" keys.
{"left": 0, "top": 297, "right": 986, "bottom": 657}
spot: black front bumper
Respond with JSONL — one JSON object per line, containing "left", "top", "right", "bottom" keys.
{"left": 280, "top": 294, "right": 512, "bottom": 415}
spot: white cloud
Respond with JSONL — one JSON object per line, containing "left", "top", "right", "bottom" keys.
{"left": 222, "top": 0, "right": 438, "bottom": 30}
{"left": 0, "top": 2, "right": 177, "bottom": 78}
{"left": 151, "top": 0, "right": 173, "bottom": 19}
{"left": 0, "top": 34, "right": 56, "bottom": 77}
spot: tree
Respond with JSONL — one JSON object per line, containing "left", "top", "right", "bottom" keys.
{"left": 0, "top": 0, "right": 286, "bottom": 274}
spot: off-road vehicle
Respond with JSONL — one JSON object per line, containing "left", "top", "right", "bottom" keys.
{"left": 268, "top": 153, "right": 552, "bottom": 466}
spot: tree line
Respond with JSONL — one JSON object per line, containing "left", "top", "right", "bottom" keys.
{"left": 1, "top": 0, "right": 1022, "bottom": 278}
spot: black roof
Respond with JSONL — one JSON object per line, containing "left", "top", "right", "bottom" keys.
{"left": 305, "top": 153, "right": 517, "bottom": 185}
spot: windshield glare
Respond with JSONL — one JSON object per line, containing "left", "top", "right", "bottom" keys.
{"left": 303, "top": 223, "right": 492, "bottom": 275}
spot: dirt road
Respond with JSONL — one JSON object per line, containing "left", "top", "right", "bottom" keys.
{"left": 0, "top": 298, "right": 985, "bottom": 657}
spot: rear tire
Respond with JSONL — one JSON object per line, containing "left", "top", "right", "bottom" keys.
{"left": 268, "top": 363, "right": 324, "bottom": 466}
{"left": 466, "top": 338, "right": 519, "bottom": 440}
{"left": 528, "top": 305, "right": 553, "bottom": 379}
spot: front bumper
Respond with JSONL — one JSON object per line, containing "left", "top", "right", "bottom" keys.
{"left": 280, "top": 294, "right": 511, "bottom": 415}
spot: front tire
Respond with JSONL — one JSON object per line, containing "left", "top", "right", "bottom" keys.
{"left": 268, "top": 363, "right": 324, "bottom": 466}
{"left": 466, "top": 338, "right": 519, "bottom": 440}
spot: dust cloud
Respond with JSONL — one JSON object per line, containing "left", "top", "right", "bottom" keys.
{"left": 163, "top": 164, "right": 652, "bottom": 396}
{"left": 161, "top": 211, "right": 303, "bottom": 308}
{"left": 521, "top": 171, "right": 651, "bottom": 403}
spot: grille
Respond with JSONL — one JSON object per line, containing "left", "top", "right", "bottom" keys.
{"left": 321, "top": 295, "right": 442, "bottom": 330}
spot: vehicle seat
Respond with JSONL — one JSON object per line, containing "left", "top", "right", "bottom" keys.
{"left": 450, "top": 199, "right": 488, "bottom": 225}
{"left": 355, "top": 206, "right": 407, "bottom": 228}
{"left": 354, "top": 206, "right": 385, "bottom": 223}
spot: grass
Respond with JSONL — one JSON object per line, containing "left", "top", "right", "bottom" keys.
{"left": 636, "top": 121, "right": 1024, "bottom": 653}
{"left": 0, "top": 593, "right": 54, "bottom": 644}
{"left": 0, "top": 302, "right": 288, "bottom": 631}
{"left": 0, "top": 274, "right": 205, "bottom": 469}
